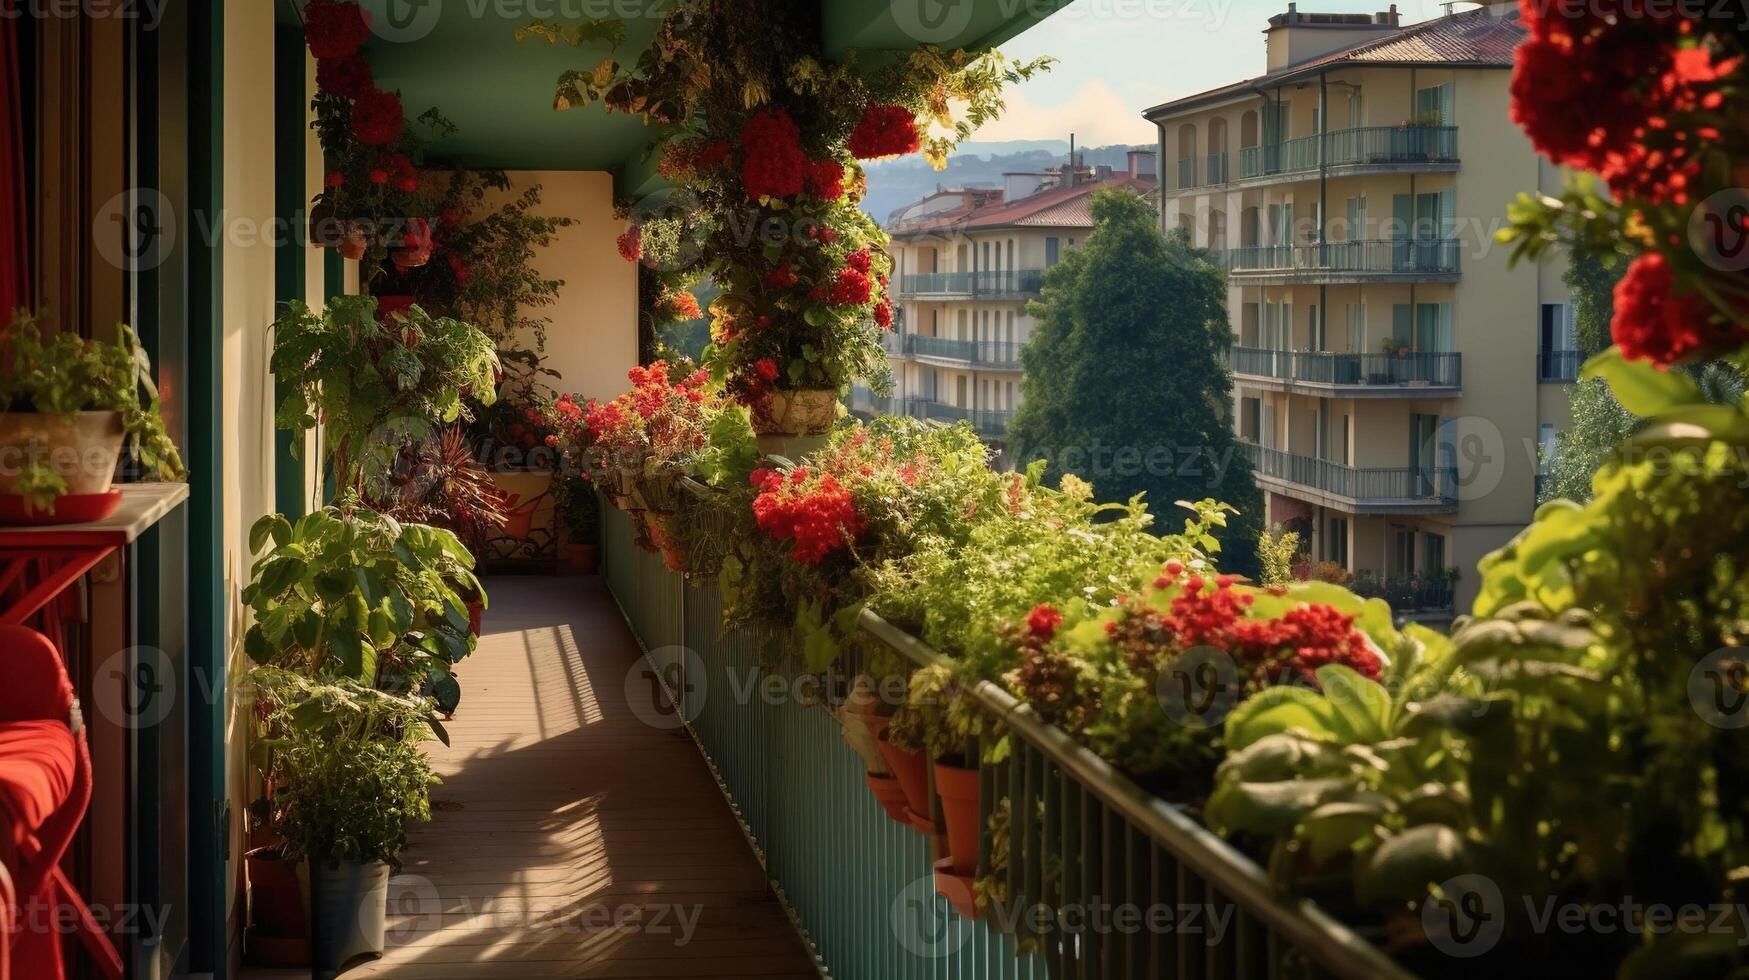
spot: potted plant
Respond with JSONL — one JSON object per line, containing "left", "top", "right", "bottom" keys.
{"left": 251, "top": 668, "right": 440, "bottom": 978}
{"left": 0, "top": 310, "right": 187, "bottom": 522}
{"left": 553, "top": 471, "right": 600, "bottom": 574}
{"left": 243, "top": 503, "right": 480, "bottom": 714}
{"left": 832, "top": 675, "right": 908, "bottom": 823}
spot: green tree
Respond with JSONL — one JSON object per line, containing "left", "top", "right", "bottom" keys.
{"left": 1541, "top": 251, "right": 1746, "bottom": 503}
{"left": 1007, "top": 189, "right": 1263, "bottom": 574}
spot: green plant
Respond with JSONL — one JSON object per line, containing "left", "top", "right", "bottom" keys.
{"left": 271, "top": 295, "right": 499, "bottom": 499}
{"left": 552, "top": 471, "right": 599, "bottom": 546}
{"left": 1256, "top": 527, "right": 1300, "bottom": 586}
{"left": 380, "top": 425, "right": 509, "bottom": 557}
{"left": 242, "top": 501, "right": 480, "bottom": 713}
{"left": 0, "top": 310, "right": 188, "bottom": 509}
{"left": 250, "top": 667, "right": 440, "bottom": 867}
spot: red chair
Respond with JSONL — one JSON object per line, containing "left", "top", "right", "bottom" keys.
{"left": 0, "top": 625, "right": 122, "bottom": 980}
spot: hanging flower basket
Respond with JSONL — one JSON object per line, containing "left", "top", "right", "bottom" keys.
{"left": 753, "top": 388, "right": 838, "bottom": 437}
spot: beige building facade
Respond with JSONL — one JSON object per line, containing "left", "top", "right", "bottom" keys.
{"left": 865, "top": 157, "right": 1159, "bottom": 449}
{"left": 1148, "top": 1, "right": 1574, "bottom": 616}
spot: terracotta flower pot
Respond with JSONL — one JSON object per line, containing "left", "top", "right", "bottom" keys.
{"left": 338, "top": 228, "right": 369, "bottom": 261}
{"left": 864, "top": 772, "right": 910, "bottom": 824}
{"left": 244, "top": 847, "right": 309, "bottom": 967}
{"left": 874, "top": 731, "right": 933, "bottom": 834}
{"left": 564, "top": 543, "right": 599, "bottom": 575}
{"left": 933, "top": 761, "right": 981, "bottom": 876}
{"left": 0, "top": 410, "right": 126, "bottom": 524}
{"left": 466, "top": 599, "right": 484, "bottom": 636}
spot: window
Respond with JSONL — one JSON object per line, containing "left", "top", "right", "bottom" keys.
{"left": 1540, "top": 303, "right": 1575, "bottom": 352}
{"left": 1006, "top": 382, "right": 1015, "bottom": 408}
{"left": 1424, "top": 533, "right": 1447, "bottom": 575}
{"left": 1346, "top": 304, "right": 1366, "bottom": 353}
{"left": 1045, "top": 237, "right": 1060, "bottom": 266}
{"left": 1415, "top": 82, "right": 1455, "bottom": 126}
{"left": 1327, "top": 517, "right": 1349, "bottom": 566}
{"left": 1538, "top": 423, "right": 1559, "bottom": 475}
{"left": 1007, "top": 240, "right": 1015, "bottom": 272}
{"left": 1417, "top": 303, "right": 1454, "bottom": 352}
{"left": 1240, "top": 398, "right": 1261, "bottom": 442}
{"left": 1347, "top": 89, "right": 1364, "bottom": 128}
{"left": 1344, "top": 196, "right": 1366, "bottom": 242}
{"left": 1393, "top": 529, "right": 1416, "bottom": 577}
{"left": 1309, "top": 304, "right": 1323, "bottom": 351}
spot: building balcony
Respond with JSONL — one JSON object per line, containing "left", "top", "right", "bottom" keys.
{"left": 1218, "top": 239, "right": 1461, "bottom": 285}
{"left": 903, "top": 396, "right": 1014, "bottom": 438}
{"left": 1235, "top": 125, "right": 1458, "bottom": 187}
{"left": 904, "top": 334, "right": 1023, "bottom": 370}
{"left": 1351, "top": 571, "right": 1458, "bottom": 619}
{"left": 1231, "top": 346, "right": 1461, "bottom": 396}
{"left": 1242, "top": 442, "right": 1459, "bottom": 515}
{"left": 896, "top": 269, "right": 1044, "bottom": 299}
{"left": 1538, "top": 348, "right": 1582, "bottom": 382}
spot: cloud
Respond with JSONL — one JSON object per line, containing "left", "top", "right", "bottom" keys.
{"left": 968, "top": 80, "right": 1155, "bottom": 147}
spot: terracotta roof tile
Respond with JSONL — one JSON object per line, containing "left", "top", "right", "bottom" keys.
{"left": 888, "top": 174, "right": 1156, "bottom": 235}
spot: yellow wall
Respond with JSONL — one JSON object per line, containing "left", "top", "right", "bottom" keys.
{"left": 495, "top": 171, "right": 638, "bottom": 404}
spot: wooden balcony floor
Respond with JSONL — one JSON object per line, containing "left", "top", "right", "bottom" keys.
{"left": 243, "top": 576, "right": 818, "bottom": 979}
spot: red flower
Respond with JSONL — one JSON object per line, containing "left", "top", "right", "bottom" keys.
{"left": 448, "top": 253, "right": 471, "bottom": 284}
{"left": 617, "top": 226, "right": 642, "bottom": 262}
{"left": 740, "top": 109, "right": 806, "bottom": 200}
{"left": 368, "top": 168, "right": 389, "bottom": 185}
{"left": 873, "top": 301, "right": 893, "bottom": 329}
{"left": 350, "top": 89, "right": 404, "bottom": 146}
{"left": 1612, "top": 252, "right": 1748, "bottom": 365}
{"left": 754, "top": 357, "right": 780, "bottom": 382}
{"left": 751, "top": 468, "right": 865, "bottom": 565}
{"left": 764, "top": 262, "right": 798, "bottom": 289}
{"left": 1026, "top": 604, "right": 1064, "bottom": 641}
{"left": 303, "top": 0, "right": 371, "bottom": 60}
{"left": 846, "top": 248, "right": 872, "bottom": 273}
{"left": 324, "top": 170, "right": 345, "bottom": 189}
{"left": 849, "top": 104, "right": 921, "bottom": 160}
{"left": 315, "top": 55, "right": 373, "bottom": 99}
{"left": 828, "top": 267, "right": 873, "bottom": 306}
{"left": 804, "top": 159, "right": 845, "bottom": 200}
{"left": 667, "top": 291, "right": 703, "bottom": 320}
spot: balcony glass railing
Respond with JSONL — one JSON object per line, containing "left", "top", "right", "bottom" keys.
{"left": 1243, "top": 442, "right": 1457, "bottom": 504}
{"left": 1538, "top": 348, "right": 1582, "bottom": 382}
{"left": 897, "top": 269, "right": 1044, "bottom": 298}
{"left": 901, "top": 397, "right": 1014, "bottom": 437}
{"left": 1205, "top": 151, "right": 1228, "bottom": 185}
{"left": 1237, "top": 125, "right": 1459, "bottom": 179}
{"left": 1231, "top": 346, "right": 1461, "bottom": 387}
{"left": 1219, "top": 239, "right": 1461, "bottom": 277}
{"left": 1177, "top": 156, "right": 1196, "bottom": 189}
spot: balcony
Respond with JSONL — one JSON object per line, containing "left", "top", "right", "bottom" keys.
{"left": 1236, "top": 125, "right": 1459, "bottom": 186}
{"left": 1219, "top": 239, "right": 1461, "bottom": 285}
{"left": 897, "top": 269, "right": 1044, "bottom": 299}
{"left": 1352, "top": 571, "right": 1458, "bottom": 618}
{"left": 1231, "top": 346, "right": 1461, "bottom": 396}
{"left": 904, "top": 334, "right": 1023, "bottom": 369}
{"left": 903, "top": 396, "right": 1015, "bottom": 438}
{"left": 1539, "top": 348, "right": 1583, "bottom": 382}
{"left": 1242, "top": 442, "right": 1459, "bottom": 514}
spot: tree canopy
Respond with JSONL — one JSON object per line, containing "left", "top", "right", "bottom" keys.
{"left": 1007, "top": 189, "right": 1262, "bottom": 574}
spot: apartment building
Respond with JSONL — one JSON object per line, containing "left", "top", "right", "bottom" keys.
{"left": 860, "top": 153, "right": 1159, "bottom": 448}
{"left": 1147, "top": 0, "right": 1575, "bottom": 616}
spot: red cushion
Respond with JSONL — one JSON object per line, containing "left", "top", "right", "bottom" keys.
{"left": 0, "top": 627, "right": 71, "bottom": 724}
{"left": 0, "top": 721, "right": 75, "bottom": 841}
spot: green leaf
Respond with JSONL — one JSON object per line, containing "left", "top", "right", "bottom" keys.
{"left": 1314, "top": 665, "right": 1391, "bottom": 744}
{"left": 250, "top": 513, "right": 293, "bottom": 554}
{"left": 431, "top": 673, "right": 462, "bottom": 714}
{"left": 1224, "top": 686, "right": 1342, "bottom": 751}
{"left": 329, "top": 629, "right": 366, "bottom": 678}
{"left": 1581, "top": 347, "right": 1704, "bottom": 417}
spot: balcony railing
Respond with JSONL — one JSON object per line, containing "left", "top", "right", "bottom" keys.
{"left": 847, "top": 384, "right": 897, "bottom": 417}
{"left": 1243, "top": 442, "right": 1458, "bottom": 506}
{"left": 1352, "top": 572, "right": 1458, "bottom": 614}
{"left": 1205, "top": 151, "right": 1228, "bottom": 185}
{"left": 1231, "top": 346, "right": 1461, "bottom": 389}
{"left": 1237, "top": 125, "right": 1459, "bottom": 179}
{"left": 1176, "top": 156, "right": 1195, "bottom": 189}
{"left": 603, "top": 507, "right": 1414, "bottom": 980}
{"left": 880, "top": 330, "right": 905, "bottom": 357}
{"left": 1538, "top": 348, "right": 1582, "bottom": 382}
{"left": 897, "top": 269, "right": 1044, "bottom": 298}
{"left": 902, "top": 397, "right": 1014, "bottom": 437}
{"left": 1219, "top": 239, "right": 1461, "bottom": 278}
{"left": 904, "top": 334, "right": 1023, "bottom": 369}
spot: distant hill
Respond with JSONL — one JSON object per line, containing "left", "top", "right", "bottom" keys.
{"left": 860, "top": 141, "right": 1154, "bottom": 226}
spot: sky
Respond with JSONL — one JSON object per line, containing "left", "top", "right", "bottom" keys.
{"left": 973, "top": 0, "right": 1462, "bottom": 146}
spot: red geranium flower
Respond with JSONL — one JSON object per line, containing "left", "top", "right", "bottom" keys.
{"left": 324, "top": 170, "right": 345, "bottom": 188}
{"left": 668, "top": 291, "right": 703, "bottom": 320}
{"left": 1612, "top": 252, "right": 1749, "bottom": 365}
{"left": 873, "top": 301, "right": 893, "bottom": 329}
{"left": 315, "top": 55, "right": 373, "bottom": 99}
{"left": 740, "top": 109, "right": 806, "bottom": 200}
{"left": 368, "top": 168, "right": 389, "bottom": 185}
{"left": 617, "top": 226, "right": 642, "bottom": 262}
{"left": 304, "top": 0, "right": 371, "bottom": 60}
{"left": 764, "top": 262, "right": 798, "bottom": 289}
{"left": 1026, "top": 604, "right": 1064, "bottom": 641}
{"left": 849, "top": 104, "right": 921, "bottom": 160}
{"left": 754, "top": 357, "right": 780, "bottom": 382}
{"left": 845, "top": 248, "right": 872, "bottom": 273}
{"left": 804, "top": 159, "right": 845, "bottom": 200}
{"left": 828, "top": 267, "right": 873, "bottom": 306}
{"left": 350, "top": 89, "right": 404, "bottom": 146}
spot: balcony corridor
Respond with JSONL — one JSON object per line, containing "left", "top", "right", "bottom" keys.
{"left": 246, "top": 577, "right": 815, "bottom": 979}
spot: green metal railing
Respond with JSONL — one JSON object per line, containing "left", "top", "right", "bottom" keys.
{"left": 1243, "top": 443, "right": 1459, "bottom": 505}
{"left": 602, "top": 503, "right": 1413, "bottom": 980}
{"left": 905, "top": 335, "right": 1023, "bottom": 368}
{"left": 1238, "top": 126, "right": 1458, "bottom": 179}
{"left": 1218, "top": 239, "right": 1461, "bottom": 278}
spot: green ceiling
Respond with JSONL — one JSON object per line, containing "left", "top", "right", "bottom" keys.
{"left": 334, "top": 0, "right": 1068, "bottom": 195}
